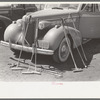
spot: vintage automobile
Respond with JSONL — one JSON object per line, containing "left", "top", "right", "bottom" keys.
{"left": 0, "top": 4, "right": 37, "bottom": 40}
{"left": 1, "top": 4, "right": 100, "bottom": 63}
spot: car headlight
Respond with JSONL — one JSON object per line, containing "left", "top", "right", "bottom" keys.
{"left": 13, "top": 19, "right": 22, "bottom": 27}
{"left": 39, "top": 22, "right": 45, "bottom": 30}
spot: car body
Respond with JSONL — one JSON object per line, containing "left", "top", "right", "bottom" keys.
{"left": 0, "top": 4, "right": 37, "bottom": 40}
{"left": 1, "top": 3, "right": 100, "bottom": 63}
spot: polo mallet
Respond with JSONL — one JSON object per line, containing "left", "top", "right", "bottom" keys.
{"left": 80, "top": 43, "right": 87, "bottom": 61}
{"left": 66, "top": 15, "right": 87, "bottom": 68}
{"left": 68, "top": 29, "right": 87, "bottom": 68}
{"left": 70, "top": 14, "right": 87, "bottom": 62}
{"left": 61, "top": 18, "right": 83, "bottom": 72}
{"left": 9, "top": 38, "right": 24, "bottom": 70}
{"left": 22, "top": 18, "right": 41, "bottom": 74}
{"left": 11, "top": 16, "right": 31, "bottom": 70}
{"left": 22, "top": 44, "right": 41, "bottom": 74}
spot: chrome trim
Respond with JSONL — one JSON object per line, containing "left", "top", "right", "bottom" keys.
{"left": 0, "top": 41, "right": 54, "bottom": 55}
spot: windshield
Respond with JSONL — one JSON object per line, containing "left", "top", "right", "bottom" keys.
{"left": 44, "top": 4, "right": 79, "bottom": 10}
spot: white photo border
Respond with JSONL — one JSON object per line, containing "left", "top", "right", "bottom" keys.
{"left": 0, "top": 1, "right": 100, "bottom": 99}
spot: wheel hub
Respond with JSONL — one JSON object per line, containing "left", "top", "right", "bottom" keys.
{"left": 60, "top": 44, "right": 69, "bottom": 59}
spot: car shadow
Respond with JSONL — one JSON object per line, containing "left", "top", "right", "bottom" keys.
{"left": 13, "top": 39, "right": 100, "bottom": 72}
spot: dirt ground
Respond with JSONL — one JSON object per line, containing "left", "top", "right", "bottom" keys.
{"left": 0, "top": 39, "right": 100, "bottom": 81}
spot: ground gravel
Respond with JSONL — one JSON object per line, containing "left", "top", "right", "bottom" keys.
{"left": 0, "top": 39, "right": 100, "bottom": 81}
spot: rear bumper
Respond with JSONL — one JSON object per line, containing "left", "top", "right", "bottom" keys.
{"left": 0, "top": 41, "right": 54, "bottom": 55}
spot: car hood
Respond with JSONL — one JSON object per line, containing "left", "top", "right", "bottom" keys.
{"left": 25, "top": 9, "right": 79, "bottom": 21}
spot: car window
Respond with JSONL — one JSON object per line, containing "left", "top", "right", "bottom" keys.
{"left": 44, "top": 4, "right": 60, "bottom": 9}
{"left": 59, "top": 4, "right": 69, "bottom": 8}
{"left": 44, "top": 4, "right": 79, "bottom": 10}
{"left": 81, "top": 4, "right": 86, "bottom": 10}
{"left": 94, "top": 4, "right": 99, "bottom": 12}
{"left": 35, "top": 4, "right": 45, "bottom": 10}
{"left": 24, "top": 4, "right": 35, "bottom": 8}
{"left": 12, "top": 4, "right": 23, "bottom": 8}
{"left": 98, "top": 4, "right": 100, "bottom": 11}
{"left": 67, "top": 4, "right": 79, "bottom": 10}
{"left": 84, "top": 4, "right": 94, "bottom": 12}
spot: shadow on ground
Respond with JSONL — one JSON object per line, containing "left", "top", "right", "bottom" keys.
{"left": 13, "top": 39, "right": 100, "bottom": 72}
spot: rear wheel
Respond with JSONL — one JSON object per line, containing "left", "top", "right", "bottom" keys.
{"left": 0, "top": 21, "right": 5, "bottom": 40}
{"left": 53, "top": 38, "right": 71, "bottom": 63}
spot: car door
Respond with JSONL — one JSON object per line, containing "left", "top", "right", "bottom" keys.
{"left": 79, "top": 4, "right": 100, "bottom": 38}
{"left": 11, "top": 4, "right": 25, "bottom": 21}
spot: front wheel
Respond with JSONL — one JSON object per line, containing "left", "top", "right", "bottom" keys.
{"left": 53, "top": 38, "right": 71, "bottom": 63}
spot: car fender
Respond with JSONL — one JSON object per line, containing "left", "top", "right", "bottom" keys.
{"left": 4, "top": 22, "right": 23, "bottom": 44}
{"left": 67, "top": 26, "right": 82, "bottom": 48}
{"left": 0, "top": 15, "right": 12, "bottom": 27}
{"left": 43, "top": 25, "right": 82, "bottom": 50}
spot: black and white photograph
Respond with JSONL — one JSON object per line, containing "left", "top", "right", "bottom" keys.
{"left": 0, "top": 1, "right": 100, "bottom": 98}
